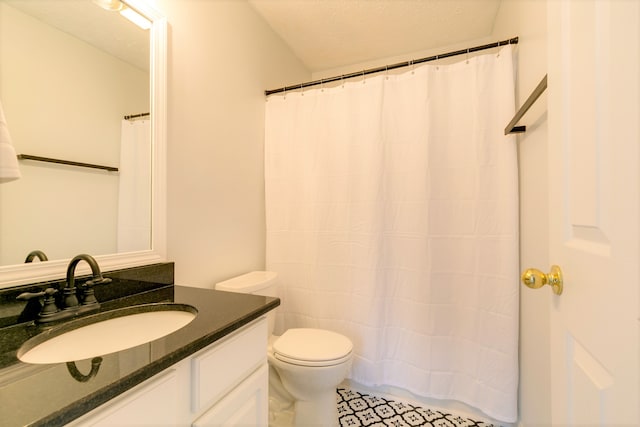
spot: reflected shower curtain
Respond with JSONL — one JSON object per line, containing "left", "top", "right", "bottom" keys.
{"left": 265, "top": 45, "right": 518, "bottom": 422}
{"left": 117, "top": 119, "right": 151, "bottom": 252}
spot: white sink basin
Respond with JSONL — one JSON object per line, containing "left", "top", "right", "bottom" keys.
{"left": 18, "top": 304, "right": 197, "bottom": 364}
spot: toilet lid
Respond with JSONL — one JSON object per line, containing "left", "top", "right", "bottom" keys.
{"left": 273, "top": 328, "right": 353, "bottom": 367}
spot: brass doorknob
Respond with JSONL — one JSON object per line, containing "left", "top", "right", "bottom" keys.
{"left": 521, "top": 265, "right": 563, "bottom": 295}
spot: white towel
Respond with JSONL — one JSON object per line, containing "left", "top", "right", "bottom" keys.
{"left": 0, "top": 100, "right": 21, "bottom": 183}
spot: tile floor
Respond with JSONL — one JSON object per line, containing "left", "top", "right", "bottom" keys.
{"left": 269, "top": 386, "right": 501, "bottom": 427}
{"left": 337, "top": 387, "right": 500, "bottom": 427}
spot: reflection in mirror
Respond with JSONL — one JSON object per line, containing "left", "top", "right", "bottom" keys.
{"left": 0, "top": 0, "right": 167, "bottom": 287}
{"left": 0, "top": 0, "right": 150, "bottom": 266}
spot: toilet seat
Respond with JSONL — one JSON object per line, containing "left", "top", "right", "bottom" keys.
{"left": 272, "top": 328, "right": 353, "bottom": 367}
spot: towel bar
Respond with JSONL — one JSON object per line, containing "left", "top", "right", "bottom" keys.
{"left": 17, "top": 154, "right": 118, "bottom": 172}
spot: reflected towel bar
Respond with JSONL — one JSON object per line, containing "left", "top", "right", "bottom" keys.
{"left": 17, "top": 154, "right": 118, "bottom": 172}
{"left": 505, "top": 74, "right": 548, "bottom": 135}
{"left": 124, "top": 112, "right": 150, "bottom": 120}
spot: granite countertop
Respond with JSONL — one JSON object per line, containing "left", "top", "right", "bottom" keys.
{"left": 0, "top": 263, "right": 279, "bottom": 427}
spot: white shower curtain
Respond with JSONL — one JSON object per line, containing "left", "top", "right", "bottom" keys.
{"left": 265, "top": 45, "right": 519, "bottom": 422}
{"left": 117, "top": 119, "right": 151, "bottom": 252}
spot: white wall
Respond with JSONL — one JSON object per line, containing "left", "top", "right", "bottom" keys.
{"left": 154, "top": 0, "right": 310, "bottom": 287}
{"left": 491, "top": 1, "right": 551, "bottom": 426}
{"left": 0, "top": 3, "right": 149, "bottom": 265}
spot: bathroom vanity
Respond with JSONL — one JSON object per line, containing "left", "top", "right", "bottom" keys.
{"left": 0, "top": 263, "right": 279, "bottom": 426}
{"left": 69, "top": 318, "right": 268, "bottom": 426}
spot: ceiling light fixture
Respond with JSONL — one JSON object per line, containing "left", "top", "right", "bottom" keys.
{"left": 93, "top": 0, "right": 151, "bottom": 30}
{"left": 93, "top": 0, "right": 124, "bottom": 12}
{"left": 119, "top": 6, "right": 151, "bottom": 30}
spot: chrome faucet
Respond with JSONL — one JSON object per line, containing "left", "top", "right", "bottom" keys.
{"left": 17, "top": 253, "right": 112, "bottom": 324}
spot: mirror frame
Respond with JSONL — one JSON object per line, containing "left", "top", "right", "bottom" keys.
{"left": 0, "top": 0, "right": 167, "bottom": 287}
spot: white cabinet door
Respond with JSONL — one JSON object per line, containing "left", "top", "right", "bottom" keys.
{"left": 547, "top": 0, "right": 639, "bottom": 425}
{"left": 191, "top": 320, "right": 267, "bottom": 413}
{"left": 73, "top": 369, "right": 182, "bottom": 426}
{"left": 192, "top": 364, "right": 268, "bottom": 427}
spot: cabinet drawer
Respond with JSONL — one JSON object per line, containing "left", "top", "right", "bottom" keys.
{"left": 191, "top": 318, "right": 267, "bottom": 412}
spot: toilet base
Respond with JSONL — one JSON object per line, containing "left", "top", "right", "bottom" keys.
{"left": 269, "top": 365, "right": 295, "bottom": 427}
{"left": 293, "top": 393, "right": 338, "bottom": 427}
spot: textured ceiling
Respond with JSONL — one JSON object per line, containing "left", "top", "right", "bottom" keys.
{"left": 248, "top": 0, "right": 502, "bottom": 72}
{"left": 7, "top": 0, "right": 502, "bottom": 76}
{"left": 4, "top": 0, "right": 149, "bottom": 71}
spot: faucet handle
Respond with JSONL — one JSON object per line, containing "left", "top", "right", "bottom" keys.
{"left": 17, "top": 288, "right": 60, "bottom": 322}
{"left": 17, "top": 291, "right": 44, "bottom": 301}
{"left": 39, "top": 288, "right": 60, "bottom": 316}
{"left": 85, "top": 276, "right": 112, "bottom": 286}
{"left": 80, "top": 277, "right": 109, "bottom": 307}
{"left": 17, "top": 287, "right": 57, "bottom": 301}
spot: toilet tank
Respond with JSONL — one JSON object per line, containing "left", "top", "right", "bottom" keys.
{"left": 215, "top": 271, "right": 278, "bottom": 335}
{"left": 215, "top": 271, "right": 278, "bottom": 297}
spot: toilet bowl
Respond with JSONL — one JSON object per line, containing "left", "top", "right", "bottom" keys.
{"left": 269, "top": 328, "right": 352, "bottom": 426}
{"left": 215, "top": 272, "right": 353, "bottom": 427}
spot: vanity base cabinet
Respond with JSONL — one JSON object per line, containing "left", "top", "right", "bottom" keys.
{"left": 69, "top": 318, "right": 268, "bottom": 426}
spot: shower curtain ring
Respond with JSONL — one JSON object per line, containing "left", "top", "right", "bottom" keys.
{"left": 466, "top": 48, "right": 470, "bottom": 64}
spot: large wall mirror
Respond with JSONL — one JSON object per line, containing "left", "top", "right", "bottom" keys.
{"left": 0, "top": 0, "right": 167, "bottom": 287}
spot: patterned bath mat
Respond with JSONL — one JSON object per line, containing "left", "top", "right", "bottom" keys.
{"left": 337, "top": 388, "right": 499, "bottom": 427}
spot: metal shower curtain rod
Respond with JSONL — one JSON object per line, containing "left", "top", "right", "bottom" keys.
{"left": 265, "top": 36, "right": 519, "bottom": 96}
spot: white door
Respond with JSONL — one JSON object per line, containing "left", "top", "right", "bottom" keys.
{"left": 546, "top": 0, "right": 639, "bottom": 425}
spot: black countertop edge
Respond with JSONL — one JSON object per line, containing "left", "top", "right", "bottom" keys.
{"left": 31, "top": 292, "right": 280, "bottom": 427}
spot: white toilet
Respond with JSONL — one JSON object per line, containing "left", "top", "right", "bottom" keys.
{"left": 216, "top": 271, "right": 353, "bottom": 427}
